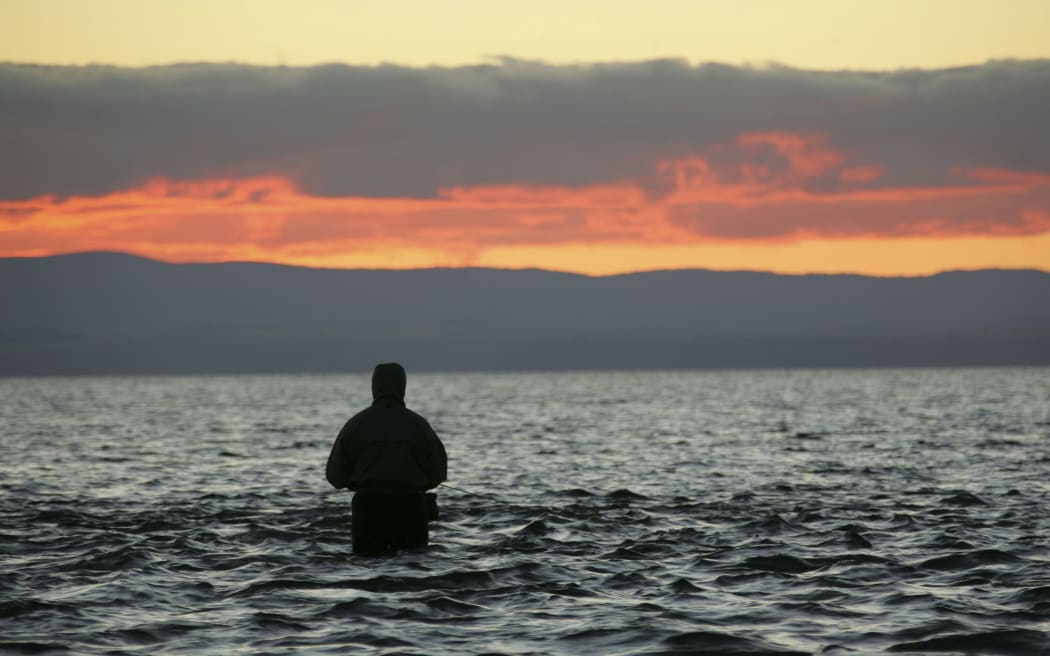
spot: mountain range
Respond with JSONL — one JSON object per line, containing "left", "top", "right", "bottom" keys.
{"left": 2, "top": 252, "right": 1048, "bottom": 375}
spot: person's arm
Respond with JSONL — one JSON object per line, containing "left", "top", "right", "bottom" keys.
{"left": 427, "top": 423, "right": 448, "bottom": 489}
{"left": 325, "top": 423, "right": 353, "bottom": 489}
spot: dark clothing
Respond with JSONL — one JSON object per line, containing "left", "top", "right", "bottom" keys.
{"left": 371, "top": 361, "right": 407, "bottom": 405}
{"left": 326, "top": 363, "right": 447, "bottom": 554}
{"left": 325, "top": 398, "right": 447, "bottom": 493}
{"left": 351, "top": 493, "right": 429, "bottom": 554}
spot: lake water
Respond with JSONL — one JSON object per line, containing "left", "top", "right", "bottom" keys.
{"left": 2, "top": 368, "right": 1049, "bottom": 655}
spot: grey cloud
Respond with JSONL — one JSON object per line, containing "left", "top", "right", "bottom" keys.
{"left": 1, "top": 59, "right": 1048, "bottom": 200}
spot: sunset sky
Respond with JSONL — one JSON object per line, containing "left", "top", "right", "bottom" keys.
{"left": 2, "top": 1, "right": 1049, "bottom": 275}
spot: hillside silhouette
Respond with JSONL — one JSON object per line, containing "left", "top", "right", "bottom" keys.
{"left": 2, "top": 252, "right": 1048, "bottom": 374}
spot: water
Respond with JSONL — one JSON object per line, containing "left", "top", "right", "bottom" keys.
{"left": 2, "top": 368, "right": 1049, "bottom": 655}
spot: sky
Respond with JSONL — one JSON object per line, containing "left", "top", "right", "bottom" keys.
{"left": 2, "top": 1, "right": 1049, "bottom": 275}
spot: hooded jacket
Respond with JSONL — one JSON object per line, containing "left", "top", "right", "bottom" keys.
{"left": 326, "top": 363, "right": 447, "bottom": 493}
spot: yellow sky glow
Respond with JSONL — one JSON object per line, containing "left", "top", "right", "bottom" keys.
{"left": 471, "top": 234, "right": 1050, "bottom": 277}
{"left": 3, "top": 0, "right": 1049, "bottom": 69}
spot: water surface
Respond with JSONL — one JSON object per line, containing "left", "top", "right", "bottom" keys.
{"left": 2, "top": 368, "right": 1049, "bottom": 654}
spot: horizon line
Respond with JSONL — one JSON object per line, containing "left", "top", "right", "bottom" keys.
{"left": 9, "top": 249, "right": 1049, "bottom": 280}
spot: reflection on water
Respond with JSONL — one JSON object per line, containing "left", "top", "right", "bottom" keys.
{"left": 2, "top": 368, "right": 1049, "bottom": 654}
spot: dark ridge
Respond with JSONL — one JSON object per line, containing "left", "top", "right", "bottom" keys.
{"left": 2, "top": 252, "right": 1049, "bottom": 375}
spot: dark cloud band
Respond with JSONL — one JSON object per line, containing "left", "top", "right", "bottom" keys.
{"left": 1, "top": 59, "right": 1048, "bottom": 201}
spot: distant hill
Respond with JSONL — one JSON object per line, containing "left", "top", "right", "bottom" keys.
{"left": 1, "top": 252, "right": 1048, "bottom": 374}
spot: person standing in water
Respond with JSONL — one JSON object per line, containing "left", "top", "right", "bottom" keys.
{"left": 326, "top": 363, "right": 447, "bottom": 555}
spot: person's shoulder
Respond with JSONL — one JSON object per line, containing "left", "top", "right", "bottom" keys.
{"left": 401, "top": 406, "right": 429, "bottom": 422}
{"left": 340, "top": 407, "right": 372, "bottom": 432}
{"left": 403, "top": 407, "right": 437, "bottom": 429}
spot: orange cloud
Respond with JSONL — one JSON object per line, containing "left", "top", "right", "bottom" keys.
{"left": 735, "top": 132, "right": 843, "bottom": 180}
{"left": 2, "top": 134, "right": 1049, "bottom": 275}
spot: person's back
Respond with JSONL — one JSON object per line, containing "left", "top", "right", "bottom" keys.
{"left": 326, "top": 363, "right": 447, "bottom": 554}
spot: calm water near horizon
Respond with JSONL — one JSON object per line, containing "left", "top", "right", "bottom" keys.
{"left": 2, "top": 367, "right": 1049, "bottom": 655}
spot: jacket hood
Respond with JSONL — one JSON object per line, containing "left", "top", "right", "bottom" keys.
{"left": 372, "top": 362, "right": 407, "bottom": 402}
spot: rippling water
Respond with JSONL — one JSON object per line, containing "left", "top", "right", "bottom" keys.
{"left": 3, "top": 368, "right": 1050, "bottom": 655}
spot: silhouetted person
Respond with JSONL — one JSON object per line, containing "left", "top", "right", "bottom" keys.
{"left": 326, "top": 363, "right": 447, "bottom": 555}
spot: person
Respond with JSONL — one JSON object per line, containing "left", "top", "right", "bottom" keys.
{"left": 326, "top": 362, "right": 447, "bottom": 555}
